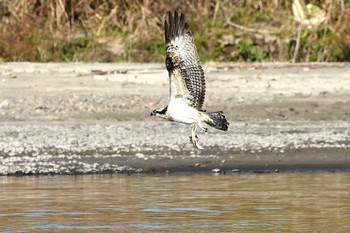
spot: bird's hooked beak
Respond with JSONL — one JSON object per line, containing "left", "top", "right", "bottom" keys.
{"left": 150, "top": 106, "right": 168, "bottom": 117}
{"left": 150, "top": 110, "right": 157, "bottom": 116}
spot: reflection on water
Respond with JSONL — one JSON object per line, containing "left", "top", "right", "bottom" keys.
{"left": 0, "top": 173, "right": 349, "bottom": 232}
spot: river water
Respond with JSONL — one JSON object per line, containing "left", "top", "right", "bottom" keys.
{"left": 1, "top": 173, "right": 349, "bottom": 232}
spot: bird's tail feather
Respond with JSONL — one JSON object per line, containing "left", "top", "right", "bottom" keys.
{"left": 204, "top": 111, "right": 229, "bottom": 131}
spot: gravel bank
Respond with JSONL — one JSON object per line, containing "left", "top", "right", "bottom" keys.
{"left": 1, "top": 121, "right": 349, "bottom": 175}
{"left": 0, "top": 62, "right": 349, "bottom": 175}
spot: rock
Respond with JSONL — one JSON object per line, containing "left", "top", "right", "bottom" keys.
{"left": 218, "top": 34, "right": 235, "bottom": 46}
{"left": 0, "top": 99, "right": 10, "bottom": 109}
{"left": 212, "top": 168, "right": 221, "bottom": 173}
{"left": 135, "top": 168, "right": 143, "bottom": 173}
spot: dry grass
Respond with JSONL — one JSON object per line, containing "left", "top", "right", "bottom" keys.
{"left": 0, "top": 0, "right": 349, "bottom": 62}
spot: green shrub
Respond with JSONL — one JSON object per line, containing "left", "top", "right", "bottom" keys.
{"left": 0, "top": 0, "right": 349, "bottom": 62}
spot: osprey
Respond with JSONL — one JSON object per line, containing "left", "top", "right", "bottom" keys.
{"left": 151, "top": 11, "right": 229, "bottom": 149}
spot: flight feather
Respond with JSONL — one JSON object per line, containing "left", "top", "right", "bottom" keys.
{"left": 164, "top": 11, "right": 206, "bottom": 111}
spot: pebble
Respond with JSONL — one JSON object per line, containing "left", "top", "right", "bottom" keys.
{"left": 0, "top": 100, "right": 9, "bottom": 109}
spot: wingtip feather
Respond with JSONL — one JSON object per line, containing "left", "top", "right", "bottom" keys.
{"left": 165, "top": 10, "right": 190, "bottom": 43}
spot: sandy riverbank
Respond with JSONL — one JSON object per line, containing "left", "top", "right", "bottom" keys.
{"left": 0, "top": 63, "right": 349, "bottom": 175}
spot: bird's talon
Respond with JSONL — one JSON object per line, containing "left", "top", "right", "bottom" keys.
{"left": 189, "top": 135, "right": 203, "bottom": 150}
{"left": 194, "top": 141, "right": 204, "bottom": 150}
{"left": 190, "top": 124, "right": 203, "bottom": 149}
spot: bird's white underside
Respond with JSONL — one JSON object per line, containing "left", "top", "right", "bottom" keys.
{"left": 167, "top": 98, "right": 200, "bottom": 125}
{"left": 167, "top": 98, "right": 207, "bottom": 150}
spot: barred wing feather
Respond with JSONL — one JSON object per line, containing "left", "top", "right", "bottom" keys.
{"left": 164, "top": 11, "right": 206, "bottom": 111}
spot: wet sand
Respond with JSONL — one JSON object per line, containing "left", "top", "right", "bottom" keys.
{"left": 0, "top": 62, "right": 349, "bottom": 175}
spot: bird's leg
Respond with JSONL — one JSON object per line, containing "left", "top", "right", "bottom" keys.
{"left": 190, "top": 124, "right": 197, "bottom": 144}
{"left": 189, "top": 124, "right": 203, "bottom": 150}
{"left": 198, "top": 122, "right": 208, "bottom": 132}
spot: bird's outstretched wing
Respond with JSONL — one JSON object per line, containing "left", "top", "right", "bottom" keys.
{"left": 165, "top": 11, "right": 206, "bottom": 111}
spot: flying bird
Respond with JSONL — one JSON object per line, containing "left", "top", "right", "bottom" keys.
{"left": 150, "top": 11, "right": 229, "bottom": 149}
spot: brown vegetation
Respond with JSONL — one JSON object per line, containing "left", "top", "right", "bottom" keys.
{"left": 0, "top": 0, "right": 349, "bottom": 62}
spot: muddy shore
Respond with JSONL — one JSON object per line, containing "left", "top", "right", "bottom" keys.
{"left": 0, "top": 62, "right": 349, "bottom": 175}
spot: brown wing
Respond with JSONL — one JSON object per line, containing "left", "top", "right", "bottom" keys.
{"left": 164, "top": 11, "right": 206, "bottom": 110}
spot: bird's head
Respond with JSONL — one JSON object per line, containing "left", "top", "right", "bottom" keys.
{"left": 150, "top": 108, "right": 162, "bottom": 117}
{"left": 150, "top": 107, "right": 167, "bottom": 118}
